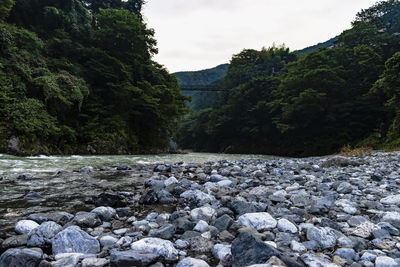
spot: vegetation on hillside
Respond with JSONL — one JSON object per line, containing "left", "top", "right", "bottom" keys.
{"left": 177, "top": 0, "right": 400, "bottom": 156}
{"left": 0, "top": 0, "right": 188, "bottom": 155}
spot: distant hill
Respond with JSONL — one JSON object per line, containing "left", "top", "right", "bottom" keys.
{"left": 174, "top": 64, "right": 229, "bottom": 87}
{"left": 296, "top": 36, "right": 339, "bottom": 55}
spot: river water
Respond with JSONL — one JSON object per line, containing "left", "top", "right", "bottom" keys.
{"left": 0, "top": 153, "right": 272, "bottom": 236}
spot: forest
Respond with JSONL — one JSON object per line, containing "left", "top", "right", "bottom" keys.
{"left": 177, "top": 0, "right": 400, "bottom": 156}
{"left": 0, "top": 0, "right": 189, "bottom": 155}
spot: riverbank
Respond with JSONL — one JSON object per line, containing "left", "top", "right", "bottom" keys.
{"left": 1, "top": 151, "right": 400, "bottom": 266}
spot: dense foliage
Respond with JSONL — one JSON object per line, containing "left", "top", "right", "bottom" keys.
{"left": 0, "top": 0, "right": 188, "bottom": 155}
{"left": 177, "top": 0, "right": 400, "bottom": 156}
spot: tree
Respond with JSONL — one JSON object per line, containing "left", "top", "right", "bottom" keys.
{"left": 0, "top": 0, "right": 14, "bottom": 21}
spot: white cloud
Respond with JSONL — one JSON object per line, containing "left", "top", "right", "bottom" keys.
{"left": 143, "top": 0, "right": 377, "bottom": 72}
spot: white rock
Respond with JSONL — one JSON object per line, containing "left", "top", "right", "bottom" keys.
{"left": 99, "top": 236, "right": 118, "bottom": 247}
{"left": 91, "top": 207, "right": 116, "bottom": 221}
{"left": 164, "top": 176, "right": 178, "bottom": 187}
{"left": 194, "top": 220, "right": 209, "bottom": 232}
{"left": 27, "top": 221, "right": 63, "bottom": 247}
{"left": 306, "top": 226, "right": 338, "bottom": 249}
{"left": 190, "top": 207, "right": 216, "bottom": 222}
{"left": 15, "top": 220, "right": 39, "bottom": 234}
{"left": 52, "top": 226, "right": 100, "bottom": 255}
{"left": 375, "top": 256, "right": 398, "bottom": 267}
{"left": 351, "top": 222, "right": 380, "bottom": 238}
{"left": 180, "top": 190, "right": 216, "bottom": 205}
{"left": 237, "top": 212, "right": 277, "bottom": 231}
{"left": 300, "top": 253, "right": 340, "bottom": 267}
{"left": 81, "top": 257, "right": 109, "bottom": 267}
{"left": 176, "top": 257, "right": 210, "bottom": 267}
{"left": 290, "top": 240, "right": 306, "bottom": 253}
{"left": 212, "top": 244, "right": 231, "bottom": 260}
{"left": 175, "top": 239, "right": 189, "bottom": 249}
{"left": 130, "top": 238, "right": 178, "bottom": 261}
{"left": 277, "top": 218, "right": 298, "bottom": 233}
{"left": 380, "top": 195, "right": 400, "bottom": 205}
{"left": 217, "top": 180, "right": 233, "bottom": 187}
{"left": 53, "top": 253, "right": 83, "bottom": 267}
{"left": 265, "top": 241, "right": 277, "bottom": 248}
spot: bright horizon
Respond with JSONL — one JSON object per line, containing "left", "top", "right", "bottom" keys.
{"left": 143, "top": 0, "right": 378, "bottom": 73}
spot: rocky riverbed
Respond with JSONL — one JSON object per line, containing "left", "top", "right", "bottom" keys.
{"left": 1, "top": 151, "right": 400, "bottom": 267}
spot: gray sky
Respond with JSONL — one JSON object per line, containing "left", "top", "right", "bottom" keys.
{"left": 143, "top": 0, "right": 377, "bottom": 72}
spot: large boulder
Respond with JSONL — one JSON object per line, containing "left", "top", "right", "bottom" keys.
{"left": 27, "top": 221, "right": 63, "bottom": 247}
{"left": 231, "top": 232, "right": 302, "bottom": 267}
{"left": 52, "top": 226, "right": 100, "bottom": 255}
{"left": 0, "top": 248, "right": 42, "bottom": 267}
{"left": 130, "top": 238, "right": 179, "bottom": 261}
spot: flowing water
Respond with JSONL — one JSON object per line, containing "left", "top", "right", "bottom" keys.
{"left": 0, "top": 153, "right": 272, "bottom": 237}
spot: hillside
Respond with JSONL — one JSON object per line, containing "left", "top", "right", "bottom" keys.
{"left": 174, "top": 64, "right": 229, "bottom": 87}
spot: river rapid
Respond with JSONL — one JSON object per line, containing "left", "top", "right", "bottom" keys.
{"left": 0, "top": 153, "right": 272, "bottom": 236}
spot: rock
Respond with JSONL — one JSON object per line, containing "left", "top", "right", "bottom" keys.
{"left": 117, "top": 164, "right": 130, "bottom": 170}
{"left": 277, "top": 218, "right": 298, "bottom": 233}
{"left": 91, "top": 192, "right": 127, "bottom": 208}
{"left": 188, "top": 236, "right": 213, "bottom": 253}
{"left": 290, "top": 240, "right": 306, "bottom": 253}
{"left": 100, "top": 236, "right": 118, "bottom": 247}
{"left": 347, "top": 216, "right": 370, "bottom": 227}
{"left": 91, "top": 206, "right": 116, "bottom": 221}
{"left": 157, "top": 190, "right": 177, "bottom": 204}
{"left": 320, "top": 157, "right": 361, "bottom": 168}
{"left": 194, "top": 220, "right": 209, "bottom": 233}
{"left": 73, "top": 212, "right": 101, "bottom": 228}
{"left": 52, "top": 253, "right": 82, "bottom": 267}
{"left": 110, "top": 250, "right": 160, "bottom": 267}
{"left": 213, "top": 214, "right": 233, "bottom": 232}
{"left": 148, "top": 224, "right": 175, "bottom": 240}
{"left": 27, "top": 221, "right": 63, "bottom": 247}
{"left": 212, "top": 244, "right": 231, "bottom": 260}
{"left": 81, "top": 257, "right": 109, "bottom": 267}
{"left": 237, "top": 212, "right": 277, "bottom": 231}
{"left": 174, "top": 218, "right": 195, "bottom": 234}
{"left": 382, "top": 212, "right": 400, "bottom": 229}
{"left": 306, "top": 226, "right": 338, "bottom": 249}
{"left": 190, "top": 207, "right": 216, "bottom": 222}
{"left": 164, "top": 176, "right": 178, "bottom": 187}
{"left": 300, "top": 253, "right": 340, "bottom": 267}
{"left": 52, "top": 226, "right": 100, "bottom": 255}
{"left": 1, "top": 235, "right": 28, "bottom": 249}
{"left": 231, "top": 232, "right": 302, "bottom": 267}
{"left": 380, "top": 195, "right": 400, "bottom": 205}
{"left": 15, "top": 220, "right": 39, "bottom": 234}
{"left": 28, "top": 212, "right": 74, "bottom": 225}
{"left": 375, "top": 256, "right": 398, "bottom": 267}
{"left": 334, "top": 248, "right": 359, "bottom": 261}
{"left": 7, "top": 137, "right": 21, "bottom": 155}
{"left": 336, "top": 182, "right": 353, "bottom": 194}
{"left": 180, "top": 190, "right": 216, "bottom": 205}
{"left": 130, "top": 238, "right": 179, "bottom": 261}
{"left": 176, "top": 257, "right": 209, "bottom": 267}
{"left": 351, "top": 222, "right": 379, "bottom": 238}
{"left": 0, "top": 248, "right": 43, "bottom": 267}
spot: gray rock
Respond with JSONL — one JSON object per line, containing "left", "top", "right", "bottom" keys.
{"left": 176, "top": 257, "right": 210, "bottom": 267}
{"left": 212, "top": 244, "right": 231, "bottom": 260}
{"left": 300, "top": 253, "right": 340, "bottom": 267}
{"left": 91, "top": 206, "right": 116, "bottom": 221}
{"left": 190, "top": 207, "right": 216, "bottom": 222}
{"left": 336, "top": 182, "right": 353, "bottom": 194}
{"left": 1, "top": 235, "right": 28, "bottom": 249}
{"left": 348, "top": 216, "right": 370, "bottom": 227}
{"left": 15, "top": 220, "right": 39, "bottom": 234}
{"left": 52, "top": 253, "right": 82, "bottom": 267}
{"left": 188, "top": 236, "right": 213, "bottom": 253}
{"left": 100, "top": 236, "right": 118, "bottom": 247}
{"left": 334, "top": 248, "right": 359, "bottom": 261}
{"left": 290, "top": 240, "right": 306, "bottom": 253}
{"left": 378, "top": 222, "right": 400, "bottom": 236}
{"left": 27, "top": 221, "right": 63, "bottom": 247}
{"left": 110, "top": 250, "right": 160, "bottom": 267}
{"left": 148, "top": 224, "right": 175, "bottom": 240}
{"left": 380, "top": 195, "right": 400, "bottom": 205}
{"left": 52, "top": 226, "right": 100, "bottom": 255}
{"left": 73, "top": 212, "right": 101, "bottom": 228}
{"left": 157, "top": 190, "right": 177, "bottom": 204}
{"left": 306, "top": 226, "right": 338, "bottom": 249}
{"left": 194, "top": 220, "right": 209, "bottom": 233}
{"left": 81, "top": 257, "right": 109, "bottom": 267}
{"left": 130, "top": 238, "right": 179, "bottom": 261}
{"left": 213, "top": 214, "right": 233, "bottom": 232}
{"left": 28, "top": 212, "right": 74, "bottom": 225}
{"left": 375, "top": 256, "right": 398, "bottom": 267}
{"left": 382, "top": 212, "right": 400, "bottom": 229}
{"left": 0, "top": 248, "right": 43, "bottom": 267}
{"left": 277, "top": 218, "right": 297, "bottom": 233}
{"left": 180, "top": 190, "right": 216, "bottom": 205}
{"left": 7, "top": 137, "right": 21, "bottom": 155}
{"left": 231, "top": 232, "right": 302, "bottom": 267}
{"left": 174, "top": 218, "right": 195, "bottom": 234}
{"left": 237, "top": 212, "right": 277, "bottom": 231}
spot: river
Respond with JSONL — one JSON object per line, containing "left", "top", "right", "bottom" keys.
{"left": 0, "top": 153, "right": 272, "bottom": 236}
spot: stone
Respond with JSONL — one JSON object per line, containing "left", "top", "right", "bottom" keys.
{"left": 176, "top": 257, "right": 210, "bottom": 267}
{"left": 300, "top": 253, "right": 340, "bottom": 267}
{"left": 277, "top": 218, "right": 297, "bottom": 233}
{"left": 212, "top": 244, "right": 231, "bottom": 260}
{"left": 334, "top": 248, "right": 359, "bottom": 261}
{"left": 0, "top": 248, "right": 43, "bottom": 267}
{"left": 306, "top": 226, "right": 338, "bottom": 249}
{"left": 382, "top": 212, "right": 400, "bottom": 229}
{"left": 52, "top": 253, "right": 82, "bottom": 267}
{"left": 100, "top": 236, "right": 118, "bottom": 247}
{"left": 213, "top": 214, "right": 233, "bottom": 232}
{"left": 110, "top": 250, "right": 160, "bottom": 267}
{"left": 174, "top": 218, "right": 195, "bottom": 234}
{"left": 188, "top": 236, "right": 213, "bottom": 253}
{"left": 91, "top": 206, "right": 116, "bottom": 221}
{"left": 28, "top": 212, "right": 74, "bottom": 225}
{"left": 190, "top": 207, "right": 216, "bottom": 222}
{"left": 194, "top": 220, "right": 209, "bottom": 232}
{"left": 27, "top": 221, "right": 63, "bottom": 247}
{"left": 337, "top": 182, "right": 353, "bottom": 194}
{"left": 15, "top": 220, "right": 39, "bottom": 234}
{"left": 81, "top": 257, "right": 109, "bottom": 267}
{"left": 180, "top": 190, "right": 216, "bottom": 205}
{"left": 130, "top": 238, "right": 179, "bottom": 261}
{"left": 148, "top": 224, "right": 175, "bottom": 240}
{"left": 348, "top": 216, "right": 370, "bottom": 227}
{"left": 164, "top": 176, "right": 178, "bottom": 187}
{"left": 351, "top": 222, "right": 379, "bottom": 238}
{"left": 231, "top": 232, "right": 302, "bottom": 267}
{"left": 1, "top": 234, "right": 28, "bottom": 249}
{"left": 52, "top": 226, "right": 100, "bottom": 255}
{"left": 175, "top": 239, "right": 189, "bottom": 249}
{"left": 91, "top": 192, "right": 127, "bottom": 208}
{"left": 380, "top": 195, "right": 400, "bottom": 205}
{"left": 375, "top": 256, "right": 398, "bottom": 267}
{"left": 237, "top": 212, "right": 277, "bottom": 231}
{"left": 290, "top": 240, "right": 306, "bottom": 253}
{"left": 73, "top": 212, "right": 101, "bottom": 228}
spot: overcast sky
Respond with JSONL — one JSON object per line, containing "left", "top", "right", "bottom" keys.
{"left": 143, "top": 0, "right": 377, "bottom": 73}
